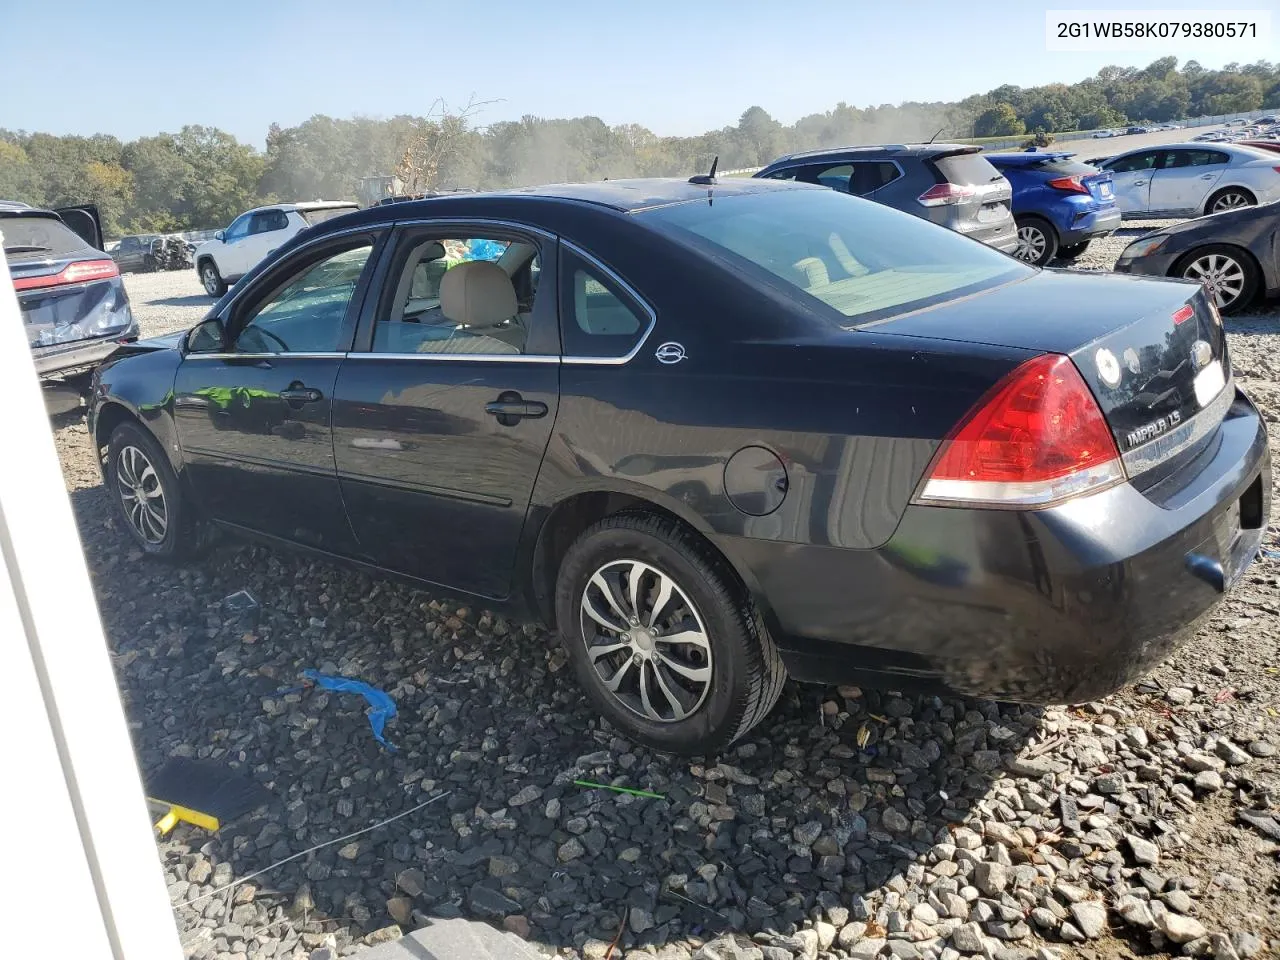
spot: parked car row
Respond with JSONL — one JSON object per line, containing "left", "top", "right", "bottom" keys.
{"left": 112, "top": 233, "right": 197, "bottom": 274}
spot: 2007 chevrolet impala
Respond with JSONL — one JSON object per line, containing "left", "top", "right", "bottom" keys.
{"left": 89, "top": 176, "right": 1270, "bottom": 754}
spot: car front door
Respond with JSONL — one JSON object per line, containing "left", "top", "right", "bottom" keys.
{"left": 1105, "top": 150, "right": 1161, "bottom": 214}
{"left": 1148, "top": 149, "right": 1230, "bottom": 214}
{"left": 173, "top": 231, "right": 383, "bottom": 552}
{"left": 218, "top": 213, "right": 253, "bottom": 276}
{"left": 332, "top": 224, "right": 560, "bottom": 599}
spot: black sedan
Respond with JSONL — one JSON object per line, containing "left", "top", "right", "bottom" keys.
{"left": 1114, "top": 200, "right": 1280, "bottom": 314}
{"left": 88, "top": 177, "right": 1270, "bottom": 755}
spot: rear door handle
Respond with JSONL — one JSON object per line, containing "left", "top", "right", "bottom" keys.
{"left": 279, "top": 385, "right": 323, "bottom": 404}
{"left": 485, "top": 400, "right": 548, "bottom": 418}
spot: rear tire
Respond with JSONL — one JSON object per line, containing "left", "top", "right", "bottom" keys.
{"left": 1205, "top": 187, "right": 1256, "bottom": 215}
{"left": 106, "top": 421, "right": 205, "bottom": 560}
{"left": 1058, "top": 241, "right": 1091, "bottom": 260}
{"left": 1013, "top": 216, "right": 1059, "bottom": 266}
{"left": 200, "top": 260, "right": 226, "bottom": 298}
{"left": 1173, "top": 244, "right": 1260, "bottom": 315}
{"left": 555, "top": 512, "right": 786, "bottom": 756}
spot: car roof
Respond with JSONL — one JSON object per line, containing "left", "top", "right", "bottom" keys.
{"left": 0, "top": 200, "right": 60, "bottom": 220}
{"left": 762, "top": 143, "right": 980, "bottom": 167}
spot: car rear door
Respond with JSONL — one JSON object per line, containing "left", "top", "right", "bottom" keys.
{"left": 331, "top": 222, "right": 561, "bottom": 599}
{"left": 1148, "top": 149, "right": 1230, "bottom": 214}
{"left": 172, "top": 229, "right": 384, "bottom": 552}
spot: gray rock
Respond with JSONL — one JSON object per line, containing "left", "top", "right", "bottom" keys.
{"left": 794, "top": 928, "right": 819, "bottom": 960}
{"left": 988, "top": 921, "right": 1031, "bottom": 941}
{"left": 1155, "top": 911, "right": 1207, "bottom": 944}
{"left": 974, "top": 862, "right": 1010, "bottom": 897}
{"left": 838, "top": 922, "right": 868, "bottom": 948}
{"left": 1215, "top": 740, "right": 1252, "bottom": 766}
{"left": 468, "top": 884, "right": 521, "bottom": 919}
{"left": 1094, "top": 773, "right": 1125, "bottom": 794}
{"left": 1162, "top": 889, "right": 1195, "bottom": 914}
{"left": 1058, "top": 922, "right": 1085, "bottom": 943}
{"left": 507, "top": 785, "right": 542, "bottom": 807}
{"left": 1231, "top": 932, "right": 1264, "bottom": 958}
{"left": 693, "top": 937, "right": 763, "bottom": 960}
{"left": 1069, "top": 901, "right": 1107, "bottom": 939}
{"left": 557, "top": 838, "right": 585, "bottom": 862}
{"left": 849, "top": 938, "right": 887, "bottom": 959}
{"left": 951, "top": 923, "right": 984, "bottom": 953}
{"left": 1195, "top": 770, "right": 1225, "bottom": 793}
{"left": 1029, "top": 908, "right": 1059, "bottom": 930}
{"left": 1185, "top": 752, "right": 1226, "bottom": 773}
{"left": 1126, "top": 834, "right": 1160, "bottom": 866}
{"left": 793, "top": 821, "right": 823, "bottom": 846}
{"left": 1167, "top": 687, "right": 1194, "bottom": 705}
{"left": 629, "top": 907, "right": 655, "bottom": 934}
{"left": 488, "top": 855, "right": 520, "bottom": 878}
{"left": 886, "top": 941, "right": 922, "bottom": 960}
{"left": 565, "top": 816, "right": 589, "bottom": 835}
{"left": 1247, "top": 740, "right": 1276, "bottom": 758}
{"left": 882, "top": 807, "right": 911, "bottom": 833}
{"left": 1114, "top": 895, "right": 1154, "bottom": 928}
{"left": 814, "top": 921, "right": 837, "bottom": 950}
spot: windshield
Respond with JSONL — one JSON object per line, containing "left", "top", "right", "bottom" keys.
{"left": 639, "top": 188, "right": 1029, "bottom": 325}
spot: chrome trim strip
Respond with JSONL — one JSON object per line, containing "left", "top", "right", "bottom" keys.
{"left": 184, "top": 352, "right": 347, "bottom": 360}
{"left": 559, "top": 239, "right": 657, "bottom": 366}
{"left": 1121, "top": 376, "right": 1236, "bottom": 477}
{"left": 342, "top": 352, "right": 559, "bottom": 364}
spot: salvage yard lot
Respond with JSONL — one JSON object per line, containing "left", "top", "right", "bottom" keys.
{"left": 53, "top": 237, "right": 1280, "bottom": 960}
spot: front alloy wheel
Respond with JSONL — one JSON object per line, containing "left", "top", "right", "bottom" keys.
{"left": 580, "top": 559, "right": 713, "bottom": 723}
{"left": 115, "top": 444, "right": 168, "bottom": 543}
{"left": 1181, "top": 249, "right": 1255, "bottom": 312}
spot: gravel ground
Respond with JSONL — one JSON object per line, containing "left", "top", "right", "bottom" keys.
{"left": 52, "top": 251, "right": 1280, "bottom": 960}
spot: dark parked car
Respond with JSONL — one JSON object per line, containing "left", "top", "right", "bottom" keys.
{"left": 3, "top": 201, "right": 139, "bottom": 382}
{"left": 1114, "top": 200, "right": 1280, "bottom": 314}
{"left": 112, "top": 234, "right": 160, "bottom": 273}
{"left": 754, "top": 144, "right": 1018, "bottom": 254}
{"left": 88, "top": 178, "right": 1269, "bottom": 754}
{"left": 986, "top": 152, "right": 1120, "bottom": 265}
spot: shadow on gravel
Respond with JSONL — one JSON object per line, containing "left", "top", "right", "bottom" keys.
{"left": 68, "top": 489, "right": 1043, "bottom": 957}
{"left": 150, "top": 294, "right": 215, "bottom": 307}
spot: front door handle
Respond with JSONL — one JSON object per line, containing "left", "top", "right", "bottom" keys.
{"left": 1200, "top": 173, "right": 1216, "bottom": 180}
{"left": 279, "top": 384, "right": 323, "bottom": 404}
{"left": 1133, "top": 179, "right": 1147, "bottom": 186}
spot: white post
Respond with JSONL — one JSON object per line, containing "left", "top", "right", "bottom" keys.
{"left": 0, "top": 230, "right": 182, "bottom": 958}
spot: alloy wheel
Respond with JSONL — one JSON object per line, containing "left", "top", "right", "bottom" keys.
{"left": 1184, "top": 253, "right": 1246, "bottom": 309}
{"left": 116, "top": 444, "right": 168, "bottom": 544}
{"left": 579, "top": 558, "right": 713, "bottom": 723}
{"left": 1014, "top": 225, "right": 1048, "bottom": 264}
{"left": 202, "top": 266, "right": 219, "bottom": 296}
{"left": 1211, "top": 191, "right": 1252, "bottom": 212}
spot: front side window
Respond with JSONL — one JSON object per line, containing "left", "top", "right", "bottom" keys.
{"left": 371, "top": 235, "right": 538, "bottom": 355}
{"left": 559, "top": 249, "right": 648, "bottom": 358}
{"left": 234, "top": 242, "right": 373, "bottom": 353}
{"left": 1107, "top": 151, "right": 1160, "bottom": 173}
{"left": 224, "top": 214, "right": 251, "bottom": 242}
{"left": 641, "top": 188, "right": 1029, "bottom": 327}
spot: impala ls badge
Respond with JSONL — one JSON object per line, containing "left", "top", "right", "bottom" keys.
{"left": 1191, "top": 340, "right": 1212, "bottom": 370}
{"left": 1095, "top": 348, "right": 1122, "bottom": 387}
{"left": 655, "top": 342, "right": 687, "bottom": 364}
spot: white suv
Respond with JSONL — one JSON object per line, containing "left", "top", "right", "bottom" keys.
{"left": 194, "top": 201, "right": 358, "bottom": 297}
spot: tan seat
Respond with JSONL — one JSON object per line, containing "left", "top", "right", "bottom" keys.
{"left": 423, "top": 260, "right": 523, "bottom": 354}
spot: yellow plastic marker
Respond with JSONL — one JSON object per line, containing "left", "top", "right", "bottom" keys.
{"left": 150, "top": 800, "right": 221, "bottom": 836}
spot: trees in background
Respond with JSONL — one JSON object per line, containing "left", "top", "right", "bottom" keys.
{"left": 1, "top": 58, "right": 1275, "bottom": 238}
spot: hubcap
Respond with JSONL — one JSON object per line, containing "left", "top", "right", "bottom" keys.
{"left": 1184, "top": 253, "right": 1245, "bottom": 309}
{"left": 580, "top": 559, "right": 713, "bottom": 723}
{"left": 116, "top": 445, "right": 168, "bottom": 544}
{"left": 1212, "top": 192, "right": 1251, "bottom": 212}
{"left": 202, "top": 267, "right": 217, "bottom": 292}
{"left": 1014, "top": 225, "right": 1047, "bottom": 263}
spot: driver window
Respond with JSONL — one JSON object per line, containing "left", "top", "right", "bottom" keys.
{"left": 224, "top": 215, "right": 251, "bottom": 242}
{"left": 234, "top": 242, "right": 373, "bottom": 354}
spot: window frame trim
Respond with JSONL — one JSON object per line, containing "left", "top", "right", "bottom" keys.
{"left": 558, "top": 239, "right": 657, "bottom": 366}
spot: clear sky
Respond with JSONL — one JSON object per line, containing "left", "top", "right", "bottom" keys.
{"left": 2, "top": 0, "right": 1275, "bottom": 146}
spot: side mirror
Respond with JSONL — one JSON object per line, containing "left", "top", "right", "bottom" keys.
{"left": 215, "top": 230, "right": 225, "bottom": 242}
{"left": 185, "top": 317, "right": 226, "bottom": 355}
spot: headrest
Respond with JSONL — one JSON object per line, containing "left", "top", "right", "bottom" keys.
{"left": 440, "top": 260, "right": 517, "bottom": 327}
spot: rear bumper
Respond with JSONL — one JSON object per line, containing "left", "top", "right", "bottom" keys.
{"left": 958, "top": 219, "right": 1019, "bottom": 253}
{"left": 1060, "top": 206, "right": 1122, "bottom": 246}
{"left": 31, "top": 326, "right": 139, "bottom": 378}
{"left": 721, "top": 389, "right": 1270, "bottom": 704}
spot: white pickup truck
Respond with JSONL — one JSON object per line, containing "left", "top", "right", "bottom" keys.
{"left": 193, "top": 201, "right": 358, "bottom": 297}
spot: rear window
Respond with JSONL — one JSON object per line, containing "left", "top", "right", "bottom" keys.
{"left": 932, "top": 152, "right": 1004, "bottom": 186}
{"left": 1, "top": 216, "right": 91, "bottom": 262}
{"left": 300, "top": 206, "right": 357, "bottom": 226}
{"left": 1033, "top": 158, "right": 1100, "bottom": 176}
{"left": 640, "top": 188, "right": 1029, "bottom": 326}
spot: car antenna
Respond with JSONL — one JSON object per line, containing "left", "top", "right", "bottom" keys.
{"left": 926, "top": 127, "right": 944, "bottom": 144}
{"left": 689, "top": 156, "right": 719, "bottom": 185}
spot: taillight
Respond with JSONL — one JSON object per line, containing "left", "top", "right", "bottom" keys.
{"left": 914, "top": 354, "right": 1124, "bottom": 508}
{"left": 13, "top": 259, "right": 119, "bottom": 291}
{"left": 1047, "top": 175, "right": 1090, "bottom": 195}
{"left": 917, "top": 183, "right": 976, "bottom": 207}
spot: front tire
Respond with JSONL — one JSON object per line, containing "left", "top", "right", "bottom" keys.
{"left": 555, "top": 512, "right": 785, "bottom": 756}
{"left": 106, "top": 421, "right": 203, "bottom": 560}
{"left": 200, "top": 260, "right": 227, "bottom": 297}
{"left": 1174, "top": 244, "right": 1260, "bottom": 315}
{"left": 1013, "top": 216, "right": 1059, "bottom": 266}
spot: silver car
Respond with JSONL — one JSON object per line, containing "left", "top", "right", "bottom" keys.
{"left": 1099, "top": 143, "right": 1280, "bottom": 218}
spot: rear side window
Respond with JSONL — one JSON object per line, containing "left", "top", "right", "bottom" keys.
{"left": 559, "top": 248, "right": 650, "bottom": 359}
{"left": 1161, "top": 150, "right": 1229, "bottom": 168}
{"left": 641, "top": 189, "right": 1028, "bottom": 327}
{"left": 851, "top": 161, "right": 902, "bottom": 194}
{"left": 1, "top": 216, "right": 90, "bottom": 262}
{"left": 250, "top": 210, "right": 289, "bottom": 234}
{"left": 931, "top": 152, "right": 1003, "bottom": 186}
{"left": 300, "top": 207, "right": 356, "bottom": 226}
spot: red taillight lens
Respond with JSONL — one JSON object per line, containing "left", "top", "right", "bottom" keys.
{"left": 917, "top": 182, "right": 976, "bottom": 207}
{"left": 13, "top": 259, "right": 119, "bottom": 291}
{"left": 1047, "top": 175, "right": 1090, "bottom": 195}
{"left": 915, "top": 354, "right": 1124, "bottom": 508}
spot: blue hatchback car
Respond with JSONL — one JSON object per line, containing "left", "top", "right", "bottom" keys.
{"left": 986, "top": 152, "right": 1121, "bottom": 265}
